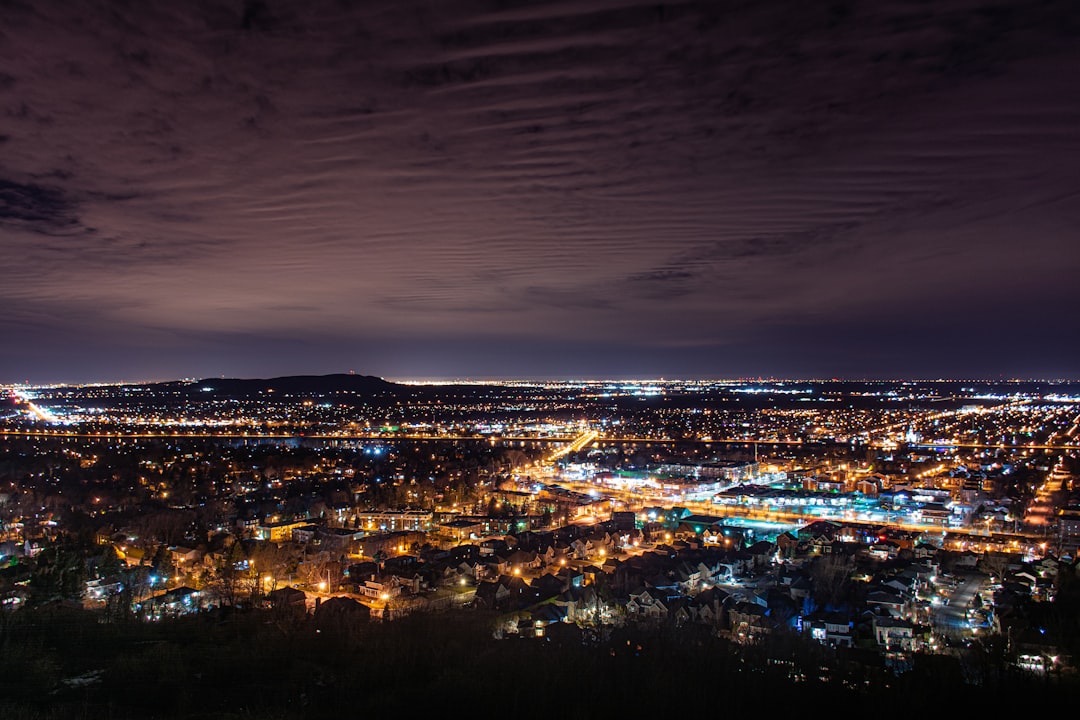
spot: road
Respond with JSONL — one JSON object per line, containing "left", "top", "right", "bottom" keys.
{"left": 931, "top": 571, "right": 988, "bottom": 640}
{"left": 546, "top": 429, "right": 599, "bottom": 462}
{"left": 4, "top": 419, "right": 1080, "bottom": 451}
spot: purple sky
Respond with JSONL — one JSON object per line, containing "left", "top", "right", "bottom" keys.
{"left": 2, "top": 0, "right": 1079, "bottom": 383}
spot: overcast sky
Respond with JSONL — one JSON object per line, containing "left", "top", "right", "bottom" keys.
{"left": 2, "top": 0, "right": 1079, "bottom": 384}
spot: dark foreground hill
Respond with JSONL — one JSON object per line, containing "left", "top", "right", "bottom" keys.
{"left": 0, "top": 604, "right": 1073, "bottom": 719}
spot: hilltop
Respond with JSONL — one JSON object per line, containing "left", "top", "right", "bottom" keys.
{"left": 154, "top": 373, "right": 401, "bottom": 399}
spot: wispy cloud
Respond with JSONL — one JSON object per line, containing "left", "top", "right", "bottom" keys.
{"left": 0, "top": 0, "right": 1078, "bottom": 381}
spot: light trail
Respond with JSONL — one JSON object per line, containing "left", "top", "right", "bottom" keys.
{"left": 4, "top": 387, "right": 60, "bottom": 423}
{"left": 3, "top": 424, "right": 1080, "bottom": 450}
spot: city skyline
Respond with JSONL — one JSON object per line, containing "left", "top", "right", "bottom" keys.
{"left": 2, "top": 0, "right": 1079, "bottom": 384}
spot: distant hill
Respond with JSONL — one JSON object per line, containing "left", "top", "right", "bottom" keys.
{"left": 158, "top": 373, "right": 401, "bottom": 398}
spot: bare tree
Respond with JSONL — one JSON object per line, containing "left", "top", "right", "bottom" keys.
{"left": 808, "top": 553, "right": 855, "bottom": 608}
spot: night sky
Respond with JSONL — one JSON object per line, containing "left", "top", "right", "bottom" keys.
{"left": 2, "top": 0, "right": 1079, "bottom": 384}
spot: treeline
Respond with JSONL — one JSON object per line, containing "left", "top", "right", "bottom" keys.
{"left": 0, "top": 604, "right": 1073, "bottom": 719}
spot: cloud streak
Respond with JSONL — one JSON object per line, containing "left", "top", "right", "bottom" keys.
{"left": 0, "top": 0, "right": 1078, "bottom": 381}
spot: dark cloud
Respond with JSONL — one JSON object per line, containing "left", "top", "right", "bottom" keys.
{"left": 0, "top": 0, "right": 1078, "bottom": 382}
{"left": 0, "top": 179, "right": 87, "bottom": 235}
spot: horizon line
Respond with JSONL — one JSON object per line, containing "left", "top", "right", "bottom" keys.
{"left": 5, "top": 373, "right": 1080, "bottom": 388}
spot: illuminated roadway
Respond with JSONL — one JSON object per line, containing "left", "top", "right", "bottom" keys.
{"left": 0, "top": 426, "right": 577, "bottom": 442}
{"left": 546, "top": 429, "right": 599, "bottom": 461}
{"left": 3, "top": 421, "right": 1080, "bottom": 452}
{"left": 542, "top": 473, "right": 1054, "bottom": 547}
{"left": 3, "top": 387, "right": 59, "bottom": 423}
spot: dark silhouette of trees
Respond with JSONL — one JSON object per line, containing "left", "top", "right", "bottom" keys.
{"left": 29, "top": 542, "right": 86, "bottom": 603}
{"left": 807, "top": 552, "right": 854, "bottom": 607}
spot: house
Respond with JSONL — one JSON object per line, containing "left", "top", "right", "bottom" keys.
{"left": 788, "top": 575, "right": 813, "bottom": 602}
{"left": 94, "top": 525, "right": 116, "bottom": 546}
{"left": 530, "top": 573, "right": 566, "bottom": 601}
{"left": 580, "top": 564, "right": 606, "bottom": 588}
{"left": 866, "top": 588, "right": 906, "bottom": 617}
{"left": 313, "top": 596, "right": 370, "bottom": 631}
{"left": 908, "top": 562, "right": 938, "bottom": 583}
{"left": 347, "top": 560, "right": 379, "bottom": 581}
{"left": 473, "top": 579, "right": 511, "bottom": 610}
{"left": 675, "top": 516, "right": 721, "bottom": 541}
{"left": 317, "top": 526, "right": 363, "bottom": 552}
{"left": 555, "top": 585, "right": 601, "bottom": 624}
{"left": 872, "top": 615, "right": 921, "bottom": 651}
{"left": 729, "top": 601, "right": 770, "bottom": 643}
{"left": 479, "top": 536, "right": 514, "bottom": 556}
{"left": 808, "top": 536, "right": 834, "bottom": 556}
{"left": 798, "top": 520, "right": 842, "bottom": 543}
{"left": 482, "top": 554, "right": 513, "bottom": 579}
{"left": 803, "top": 611, "right": 854, "bottom": 647}
{"left": 672, "top": 560, "right": 703, "bottom": 593}
{"left": 695, "top": 557, "right": 725, "bottom": 586}
{"left": 382, "top": 554, "right": 421, "bottom": 576}
{"left": 0, "top": 540, "right": 21, "bottom": 561}
{"left": 746, "top": 540, "right": 774, "bottom": 568}
{"left": 688, "top": 586, "right": 730, "bottom": 628}
{"left": 356, "top": 531, "right": 426, "bottom": 561}
{"left": 913, "top": 542, "right": 938, "bottom": 560}
{"left": 451, "top": 559, "right": 486, "bottom": 583}
{"left": 292, "top": 524, "right": 319, "bottom": 544}
{"left": 84, "top": 577, "right": 124, "bottom": 602}
{"left": 505, "top": 549, "right": 542, "bottom": 573}
{"left": 169, "top": 546, "right": 203, "bottom": 568}
{"left": 775, "top": 532, "right": 799, "bottom": 559}
{"left": 438, "top": 518, "right": 485, "bottom": 543}
{"left": 448, "top": 544, "right": 481, "bottom": 563}
{"left": 267, "top": 586, "right": 307, "bottom": 609}
{"left": 953, "top": 550, "right": 980, "bottom": 569}
{"left": 868, "top": 540, "right": 900, "bottom": 561}
{"left": 538, "top": 544, "right": 568, "bottom": 568}
{"left": 253, "top": 519, "right": 312, "bottom": 543}
{"left": 117, "top": 545, "right": 145, "bottom": 567}
{"left": 666, "top": 597, "right": 692, "bottom": 626}
{"left": 519, "top": 604, "right": 567, "bottom": 637}
{"left": 718, "top": 552, "right": 751, "bottom": 578}
{"left": 503, "top": 573, "right": 538, "bottom": 608}
{"left": 569, "top": 537, "right": 595, "bottom": 560}
{"left": 553, "top": 566, "right": 585, "bottom": 590}
{"left": 143, "top": 586, "right": 204, "bottom": 619}
{"left": 882, "top": 575, "right": 914, "bottom": 596}
{"left": 625, "top": 587, "right": 670, "bottom": 622}
{"left": 778, "top": 566, "right": 803, "bottom": 587}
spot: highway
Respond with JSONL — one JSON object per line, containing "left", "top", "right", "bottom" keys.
{"left": 545, "top": 429, "right": 599, "bottom": 462}
{"left": 0, "top": 427, "right": 577, "bottom": 443}
{"left": 3, "top": 418, "right": 1080, "bottom": 450}
{"left": 4, "top": 388, "right": 59, "bottom": 423}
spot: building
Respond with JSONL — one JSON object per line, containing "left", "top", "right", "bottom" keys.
{"left": 318, "top": 526, "right": 364, "bottom": 552}
{"left": 654, "top": 460, "right": 759, "bottom": 483}
{"left": 611, "top": 511, "right": 637, "bottom": 532}
{"left": 356, "top": 531, "right": 426, "bottom": 560}
{"left": 436, "top": 518, "right": 485, "bottom": 543}
{"left": 254, "top": 519, "right": 313, "bottom": 542}
{"left": 354, "top": 510, "right": 434, "bottom": 533}
{"left": 872, "top": 616, "right": 922, "bottom": 651}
